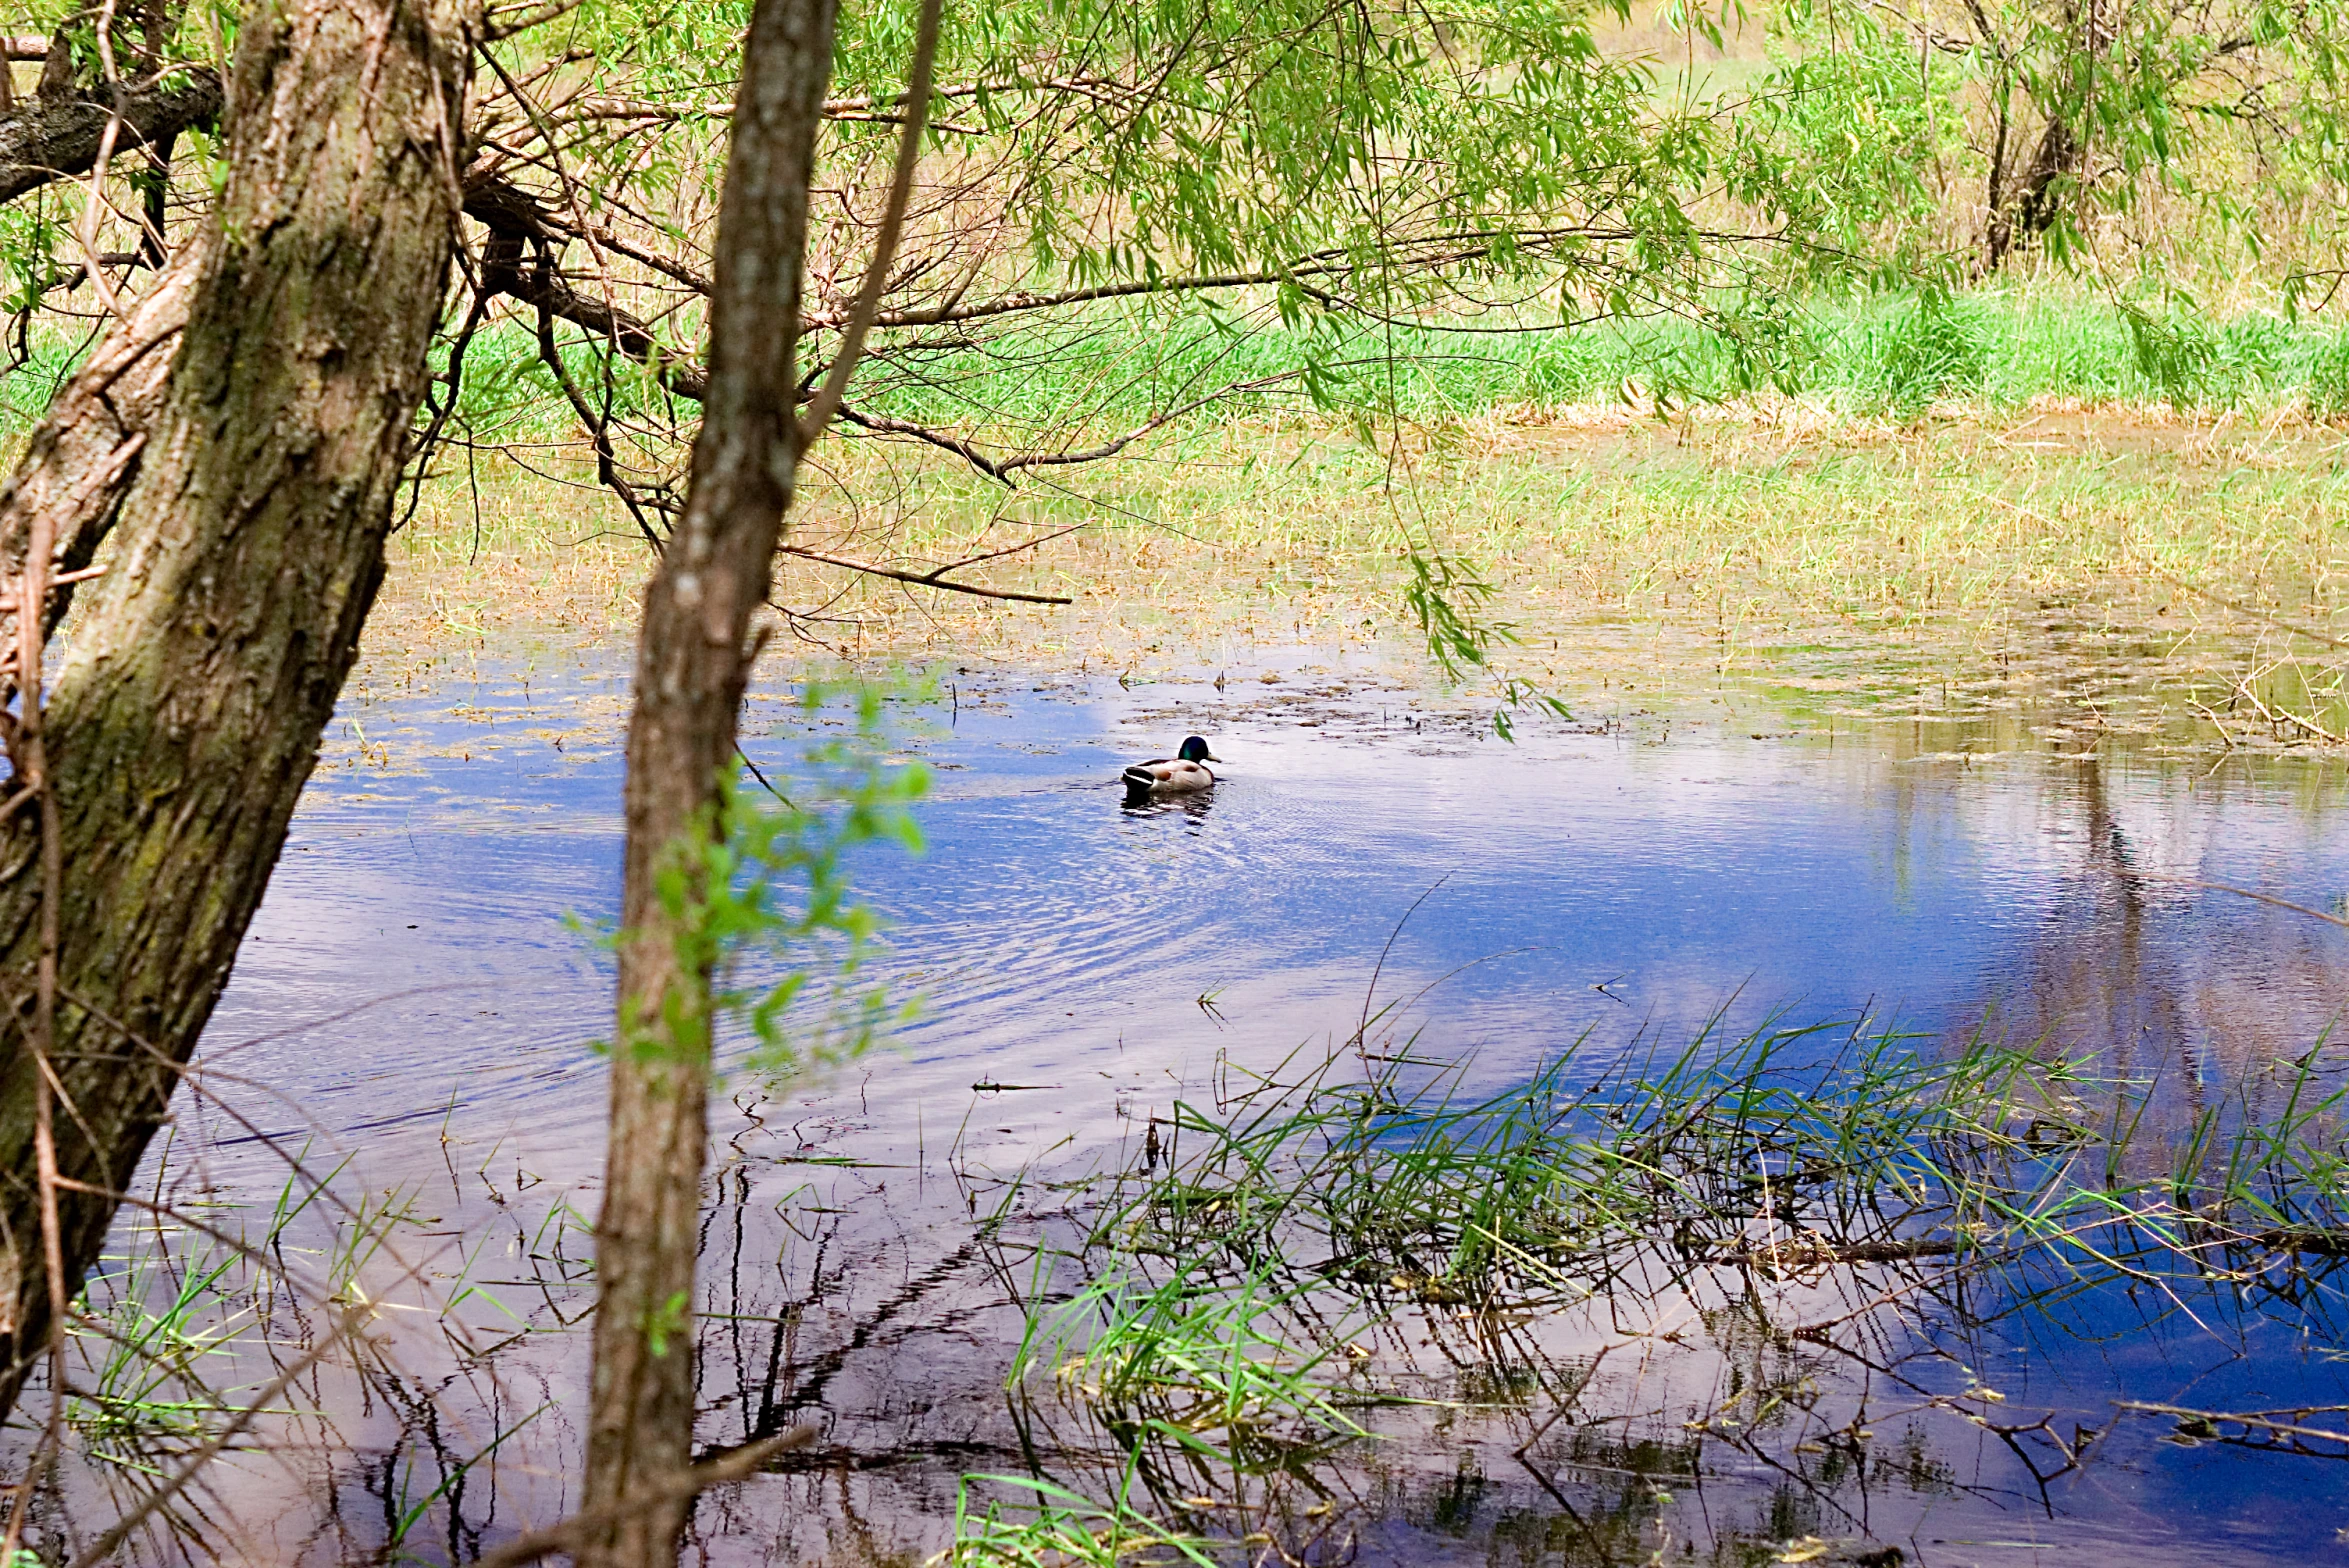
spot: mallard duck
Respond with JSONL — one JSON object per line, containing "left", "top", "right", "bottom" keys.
{"left": 1122, "top": 736, "right": 1221, "bottom": 804}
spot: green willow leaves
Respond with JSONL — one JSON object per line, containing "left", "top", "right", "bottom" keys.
{"left": 625, "top": 681, "right": 927, "bottom": 1080}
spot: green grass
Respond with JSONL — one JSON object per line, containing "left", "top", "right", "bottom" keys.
{"left": 388, "top": 286, "right": 2349, "bottom": 647}
{"left": 17, "top": 288, "right": 2343, "bottom": 467}
{"left": 841, "top": 288, "right": 2349, "bottom": 438}
{"left": 944, "top": 1473, "right": 1220, "bottom": 1568}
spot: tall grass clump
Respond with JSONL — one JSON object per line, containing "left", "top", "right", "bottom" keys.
{"left": 951, "top": 1015, "right": 2349, "bottom": 1563}
{"left": 1856, "top": 294, "right": 1990, "bottom": 419}
{"left": 2309, "top": 327, "right": 2349, "bottom": 419}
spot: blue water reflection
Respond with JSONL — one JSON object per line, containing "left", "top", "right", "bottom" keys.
{"left": 190, "top": 652, "right": 2349, "bottom": 1565}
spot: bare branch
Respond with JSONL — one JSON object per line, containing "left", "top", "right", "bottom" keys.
{"left": 471, "top": 1429, "right": 816, "bottom": 1568}
{"left": 996, "top": 367, "right": 1306, "bottom": 474}
{"left": 778, "top": 541, "right": 1073, "bottom": 603}
{"left": 0, "top": 69, "right": 221, "bottom": 204}
{"left": 798, "top": 0, "right": 943, "bottom": 444}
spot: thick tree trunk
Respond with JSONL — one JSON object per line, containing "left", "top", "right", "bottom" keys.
{"left": 0, "top": 0, "right": 469, "bottom": 1413}
{"left": 580, "top": 0, "right": 838, "bottom": 1560}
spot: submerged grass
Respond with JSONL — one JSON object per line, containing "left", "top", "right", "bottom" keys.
{"left": 957, "top": 1014, "right": 2349, "bottom": 1562}
{"left": 1073, "top": 1017, "right": 2349, "bottom": 1330}
{"left": 13, "top": 1116, "right": 604, "bottom": 1562}
{"left": 943, "top": 1474, "right": 1218, "bottom": 1568}
{"left": 1015, "top": 1264, "right": 1365, "bottom": 1447}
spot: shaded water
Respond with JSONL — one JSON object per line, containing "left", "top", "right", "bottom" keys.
{"left": 60, "top": 646, "right": 2349, "bottom": 1565}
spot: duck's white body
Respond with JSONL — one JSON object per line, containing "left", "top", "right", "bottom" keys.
{"left": 1123, "top": 758, "right": 1217, "bottom": 795}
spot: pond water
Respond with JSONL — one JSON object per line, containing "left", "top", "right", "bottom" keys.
{"left": 81, "top": 645, "right": 2349, "bottom": 1566}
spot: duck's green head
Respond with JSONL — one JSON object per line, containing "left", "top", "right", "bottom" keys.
{"left": 1179, "top": 735, "right": 1220, "bottom": 763}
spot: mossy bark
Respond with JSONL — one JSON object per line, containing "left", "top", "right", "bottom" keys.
{"left": 0, "top": 248, "right": 198, "bottom": 690}
{"left": 0, "top": 0, "right": 469, "bottom": 1413}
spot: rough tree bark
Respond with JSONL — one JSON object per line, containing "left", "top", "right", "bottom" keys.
{"left": 0, "top": 247, "right": 197, "bottom": 692}
{"left": 0, "top": 71, "right": 221, "bottom": 205}
{"left": 0, "top": 0, "right": 470, "bottom": 1412}
{"left": 579, "top": 0, "right": 840, "bottom": 1559}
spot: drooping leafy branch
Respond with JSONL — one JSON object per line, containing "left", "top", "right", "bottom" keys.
{"left": 1763, "top": 0, "right": 2349, "bottom": 279}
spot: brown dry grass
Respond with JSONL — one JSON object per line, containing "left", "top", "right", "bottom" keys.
{"left": 377, "top": 404, "right": 2341, "bottom": 621}
{"left": 363, "top": 401, "right": 2349, "bottom": 746}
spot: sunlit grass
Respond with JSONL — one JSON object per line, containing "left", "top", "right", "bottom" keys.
{"left": 371, "top": 395, "right": 2349, "bottom": 752}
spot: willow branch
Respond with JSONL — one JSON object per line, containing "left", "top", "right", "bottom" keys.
{"left": 778, "top": 541, "right": 1072, "bottom": 603}
{"left": 796, "top": 0, "right": 942, "bottom": 444}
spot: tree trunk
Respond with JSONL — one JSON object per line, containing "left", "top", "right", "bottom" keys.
{"left": 2010, "top": 108, "right": 2083, "bottom": 244}
{"left": 1983, "top": 77, "right": 2014, "bottom": 271}
{"left": 0, "top": 0, "right": 469, "bottom": 1415}
{"left": 580, "top": 0, "right": 838, "bottom": 1559}
{"left": 1988, "top": 0, "right": 2111, "bottom": 266}
{"left": 0, "top": 245, "right": 197, "bottom": 698}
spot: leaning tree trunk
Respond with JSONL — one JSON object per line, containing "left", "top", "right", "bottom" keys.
{"left": 0, "top": 0, "right": 470, "bottom": 1413}
{"left": 580, "top": 0, "right": 839, "bottom": 1560}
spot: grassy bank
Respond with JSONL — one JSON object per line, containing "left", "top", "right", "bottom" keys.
{"left": 354, "top": 288, "right": 2349, "bottom": 454}
{"left": 369, "top": 393, "right": 2349, "bottom": 753}
{"left": 14, "top": 290, "right": 2347, "bottom": 460}
{"left": 845, "top": 288, "right": 2349, "bottom": 434}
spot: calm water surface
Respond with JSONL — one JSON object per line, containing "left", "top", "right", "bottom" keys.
{"left": 142, "top": 648, "right": 2349, "bottom": 1565}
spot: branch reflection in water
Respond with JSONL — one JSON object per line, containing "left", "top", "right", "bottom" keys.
{"left": 21, "top": 654, "right": 2349, "bottom": 1567}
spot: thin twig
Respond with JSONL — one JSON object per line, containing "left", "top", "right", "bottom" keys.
{"left": 2141, "top": 876, "right": 2349, "bottom": 930}
{"left": 797, "top": 0, "right": 943, "bottom": 446}
{"left": 2114, "top": 1400, "right": 2349, "bottom": 1449}
{"left": 777, "top": 543, "right": 1072, "bottom": 604}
